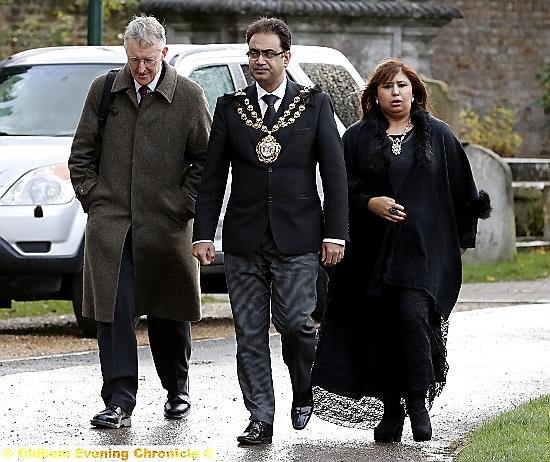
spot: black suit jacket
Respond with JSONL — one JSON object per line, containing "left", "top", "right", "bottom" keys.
{"left": 193, "top": 80, "right": 348, "bottom": 255}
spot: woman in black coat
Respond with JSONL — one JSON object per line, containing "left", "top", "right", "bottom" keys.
{"left": 311, "top": 58, "right": 491, "bottom": 442}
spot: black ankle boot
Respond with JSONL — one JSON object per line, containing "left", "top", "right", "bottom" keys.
{"left": 406, "top": 393, "right": 432, "bottom": 442}
{"left": 374, "top": 395, "right": 405, "bottom": 443}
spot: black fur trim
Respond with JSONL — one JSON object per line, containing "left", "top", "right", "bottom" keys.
{"left": 410, "top": 106, "right": 433, "bottom": 166}
{"left": 461, "top": 190, "right": 492, "bottom": 220}
{"left": 364, "top": 107, "right": 433, "bottom": 167}
{"left": 472, "top": 190, "right": 492, "bottom": 219}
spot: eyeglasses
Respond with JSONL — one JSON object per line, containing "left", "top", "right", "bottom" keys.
{"left": 127, "top": 56, "right": 160, "bottom": 68}
{"left": 246, "top": 49, "right": 286, "bottom": 60}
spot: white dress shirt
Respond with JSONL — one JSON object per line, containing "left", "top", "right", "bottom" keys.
{"left": 256, "top": 78, "right": 287, "bottom": 118}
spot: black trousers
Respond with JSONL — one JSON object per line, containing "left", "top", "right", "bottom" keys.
{"left": 96, "top": 235, "right": 191, "bottom": 414}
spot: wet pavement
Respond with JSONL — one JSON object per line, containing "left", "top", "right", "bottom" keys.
{"left": 0, "top": 279, "right": 549, "bottom": 461}
{"left": 456, "top": 277, "right": 550, "bottom": 308}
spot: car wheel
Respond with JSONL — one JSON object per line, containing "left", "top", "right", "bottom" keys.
{"left": 72, "top": 269, "right": 97, "bottom": 338}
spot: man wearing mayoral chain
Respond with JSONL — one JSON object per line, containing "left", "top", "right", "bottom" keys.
{"left": 192, "top": 17, "right": 348, "bottom": 445}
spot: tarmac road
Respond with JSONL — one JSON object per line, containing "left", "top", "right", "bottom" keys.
{"left": 0, "top": 302, "right": 549, "bottom": 462}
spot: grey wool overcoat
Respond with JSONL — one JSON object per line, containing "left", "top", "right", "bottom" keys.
{"left": 69, "top": 63, "right": 211, "bottom": 323}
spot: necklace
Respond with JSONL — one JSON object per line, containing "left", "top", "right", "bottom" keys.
{"left": 387, "top": 119, "right": 412, "bottom": 156}
{"left": 235, "top": 87, "right": 312, "bottom": 164}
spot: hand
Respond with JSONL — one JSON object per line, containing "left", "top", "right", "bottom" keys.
{"left": 192, "top": 242, "right": 216, "bottom": 265}
{"left": 321, "top": 242, "right": 345, "bottom": 267}
{"left": 367, "top": 196, "right": 407, "bottom": 222}
{"left": 460, "top": 248, "right": 467, "bottom": 255}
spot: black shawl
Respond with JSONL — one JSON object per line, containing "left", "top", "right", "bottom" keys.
{"left": 334, "top": 108, "right": 491, "bottom": 318}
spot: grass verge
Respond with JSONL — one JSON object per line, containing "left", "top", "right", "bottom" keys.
{"left": 0, "top": 295, "right": 228, "bottom": 320}
{"left": 454, "top": 395, "right": 550, "bottom": 462}
{"left": 462, "top": 248, "right": 549, "bottom": 283}
{"left": 0, "top": 300, "right": 73, "bottom": 319}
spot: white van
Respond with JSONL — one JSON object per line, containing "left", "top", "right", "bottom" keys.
{"left": 0, "top": 44, "right": 363, "bottom": 336}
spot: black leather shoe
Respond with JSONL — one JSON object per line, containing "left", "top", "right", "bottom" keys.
{"left": 291, "top": 388, "right": 314, "bottom": 430}
{"left": 164, "top": 394, "right": 191, "bottom": 419}
{"left": 91, "top": 405, "right": 131, "bottom": 429}
{"left": 236, "top": 420, "right": 273, "bottom": 445}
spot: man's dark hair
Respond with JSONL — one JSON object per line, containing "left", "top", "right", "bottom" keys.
{"left": 246, "top": 17, "right": 292, "bottom": 51}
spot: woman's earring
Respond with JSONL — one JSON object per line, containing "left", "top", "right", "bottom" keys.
{"left": 375, "top": 98, "right": 379, "bottom": 105}
{"left": 412, "top": 96, "right": 415, "bottom": 102}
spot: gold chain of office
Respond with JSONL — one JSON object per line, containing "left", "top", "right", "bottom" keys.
{"left": 235, "top": 87, "right": 313, "bottom": 164}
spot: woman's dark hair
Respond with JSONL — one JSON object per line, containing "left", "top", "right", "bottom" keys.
{"left": 361, "top": 58, "right": 430, "bottom": 117}
{"left": 246, "top": 17, "right": 292, "bottom": 51}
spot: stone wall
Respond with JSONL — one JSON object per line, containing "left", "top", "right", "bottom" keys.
{"left": 0, "top": 0, "right": 137, "bottom": 60}
{"left": 0, "top": 0, "right": 88, "bottom": 59}
{"left": 431, "top": 0, "right": 550, "bottom": 158}
{"left": 1, "top": 1, "right": 47, "bottom": 57}
{"left": 164, "top": 14, "right": 447, "bottom": 79}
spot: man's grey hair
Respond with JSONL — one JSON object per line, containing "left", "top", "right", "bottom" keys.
{"left": 123, "top": 15, "right": 166, "bottom": 49}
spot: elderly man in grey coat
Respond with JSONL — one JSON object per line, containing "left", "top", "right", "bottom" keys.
{"left": 69, "top": 15, "right": 211, "bottom": 429}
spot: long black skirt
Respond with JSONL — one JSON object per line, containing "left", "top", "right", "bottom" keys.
{"left": 311, "top": 284, "right": 449, "bottom": 429}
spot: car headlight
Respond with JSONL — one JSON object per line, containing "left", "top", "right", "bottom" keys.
{"left": 0, "top": 164, "right": 74, "bottom": 205}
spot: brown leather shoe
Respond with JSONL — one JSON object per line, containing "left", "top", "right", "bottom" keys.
{"left": 236, "top": 420, "right": 273, "bottom": 445}
{"left": 90, "top": 405, "right": 131, "bottom": 429}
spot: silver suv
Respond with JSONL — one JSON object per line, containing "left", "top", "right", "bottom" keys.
{"left": 0, "top": 44, "right": 363, "bottom": 336}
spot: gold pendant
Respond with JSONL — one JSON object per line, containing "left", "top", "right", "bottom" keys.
{"left": 256, "top": 134, "right": 281, "bottom": 164}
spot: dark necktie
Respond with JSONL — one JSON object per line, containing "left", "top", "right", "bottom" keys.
{"left": 138, "top": 85, "right": 149, "bottom": 107}
{"left": 262, "top": 94, "right": 279, "bottom": 128}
